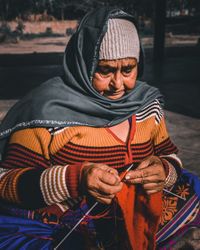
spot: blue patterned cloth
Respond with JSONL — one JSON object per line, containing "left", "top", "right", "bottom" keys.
{"left": 0, "top": 169, "right": 199, "bottom": 249}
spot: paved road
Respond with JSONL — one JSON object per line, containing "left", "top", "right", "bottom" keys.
{"left": 165, "top": 110, "right": 200, "bottom": 176}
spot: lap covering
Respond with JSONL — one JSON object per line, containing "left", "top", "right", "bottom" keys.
{"left": 0, "top": 215, "right": 54, "bottom": 249}
{"left": 157, "top": 169, "right": 200, "bottom": 249}
{"left": 0, "top": 215, "right": 86, "bottom": 250}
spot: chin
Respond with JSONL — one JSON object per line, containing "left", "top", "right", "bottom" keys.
{"left": 106, "top": 94, "right": 124, "bottom": 100}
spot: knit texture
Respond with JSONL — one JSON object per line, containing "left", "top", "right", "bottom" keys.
{"left": 0, "top": 100, "right": 181, "bottom": 224}
{"left": 117, "top": 183, "right": 162, "bottom": 250}
{"left": 99, "top": 18, "right": 140, "bottom": 61}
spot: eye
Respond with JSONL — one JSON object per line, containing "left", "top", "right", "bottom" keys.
{"left": 122, "top": 65, "right": 134, "bottom": 75}
{"left": 96, "top": 66, "right": 114, "bottom": 77}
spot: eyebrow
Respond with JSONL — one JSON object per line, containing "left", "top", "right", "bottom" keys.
{"left": 97, "top": 64, "right": 136, "bottom": 71}
{"left": 96, "top": 65, "right": 116, "bottom": 73}
{"left": 121, "top": 64, "right": 136, "bottom": 70}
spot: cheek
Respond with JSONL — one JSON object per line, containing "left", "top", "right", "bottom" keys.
{"left": 92, "top": 74, "right": 110, "bottom": 93}
{"left": 124, "top": 74, "right": 137, "bottom": 90}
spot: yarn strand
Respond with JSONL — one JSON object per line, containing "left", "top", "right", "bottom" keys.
{"left": 54, "top": 163, "right": 134, "bottom": 250}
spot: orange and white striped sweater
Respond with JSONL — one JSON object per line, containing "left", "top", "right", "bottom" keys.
{"left": 0, "top": 100, "right": 182, "bottom": 223}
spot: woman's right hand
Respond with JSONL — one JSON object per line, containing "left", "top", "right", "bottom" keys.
{"left": 81, "top": 162, "right": 123, "bottom": 204}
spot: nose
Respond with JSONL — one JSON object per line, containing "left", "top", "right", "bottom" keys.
{"left": 110, "top": 70, "right": 123, "bottom": 89}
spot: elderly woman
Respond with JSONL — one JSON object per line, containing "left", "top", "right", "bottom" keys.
{"left": 0, "top": 7, "right": 199, "bottom": 250}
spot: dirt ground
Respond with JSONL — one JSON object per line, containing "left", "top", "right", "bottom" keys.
{"left": 0, "top": 36, "right": 70, "bottom": 54}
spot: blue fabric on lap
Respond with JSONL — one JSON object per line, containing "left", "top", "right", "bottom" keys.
{"left": 182, "top": 169, "right": 200, "bottom": 199}
{"left": 0, "top": 215, "right": 54, "bottom": 249}
{"left": 0, "top": 214, "right": 86, "bottom": 250}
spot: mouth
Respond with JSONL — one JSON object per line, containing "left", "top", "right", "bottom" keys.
{"left": 104, "top": 90, "right": 125, "bottom": 99}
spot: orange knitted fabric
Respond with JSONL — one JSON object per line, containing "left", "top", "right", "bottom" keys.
{"left": 116, "top": 179, "right": 162, "bottom": 250}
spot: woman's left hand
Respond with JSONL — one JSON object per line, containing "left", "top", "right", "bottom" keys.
{"left": 124, "top": 156, "right": 166, "bottom": 194}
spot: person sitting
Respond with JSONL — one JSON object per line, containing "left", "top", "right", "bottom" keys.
{"left": 0, "top": 7, "right": 199, "bottom": 250}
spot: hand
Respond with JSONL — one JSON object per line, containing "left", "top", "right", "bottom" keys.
{"left": 124, "top": 156, "right": 166, "bottom": 194}
{"left": 81, "top": 162, "right": 123, "bottom": 204}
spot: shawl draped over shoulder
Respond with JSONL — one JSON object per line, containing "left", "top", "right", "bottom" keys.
{"left": 0, "top": 7, "right": 164, "bottom": 249}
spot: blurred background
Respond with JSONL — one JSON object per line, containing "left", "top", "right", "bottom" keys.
{"left": 0, "top": 0, "right": 200, "bottom": 174}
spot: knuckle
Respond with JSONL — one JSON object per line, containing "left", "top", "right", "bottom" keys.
{"left": 107, "top": 187, "right": 115, "bottom": 195}
{"left": 143, "top": 178, "right": 148, "bottom": 184}
{"left": 94, "top": 167, "right": 102, "bottom": 175}
{"left": 110, "top": 194, "right": 115, "bottom": 199}
{"left": 111, "top": 168, "right": 118, "bottom": 175}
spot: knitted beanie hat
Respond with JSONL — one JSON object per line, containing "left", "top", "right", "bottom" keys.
{"left": 99, "top": 18, "right": 140, "bottom": 61}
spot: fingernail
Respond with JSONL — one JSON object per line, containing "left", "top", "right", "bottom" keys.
{"left": 125, "top": 175, "right": 130, "bottom": 180}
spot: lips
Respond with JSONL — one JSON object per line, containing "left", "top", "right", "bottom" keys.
{"left": 104, "top": 90, "right": 125, "bottom": 99}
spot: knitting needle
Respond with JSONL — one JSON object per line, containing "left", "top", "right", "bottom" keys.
{"left": 55, "top": 164, "right": 186, "bottom": 249}
{"left": 54, "top": 201, "right": 98, "bottom": 250}
{"left": 123, "top": 165, "right": 186, "bottom": 201}
{"left": 54, "top": 163, "right": 134, "bottom": 250}
{"left": 163, "top": 188, "right": 186, "bottom": 201}
{"left": 122, "top": 167, "right": 185, "bottom": 201}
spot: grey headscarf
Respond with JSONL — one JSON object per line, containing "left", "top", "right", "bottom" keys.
{"left": 0, "top": 7, "right": 163, "bottom": 154}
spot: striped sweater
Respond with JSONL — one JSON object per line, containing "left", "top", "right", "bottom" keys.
{"left": 0, "top": 100, "right": 182, "bottom": 223}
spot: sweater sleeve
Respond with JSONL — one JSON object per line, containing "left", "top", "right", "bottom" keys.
{"left": 0, "top": 128, "right": 82, "bottom": 209}
{"left": 152, "top": 106, "right": 182, "bottom": 187}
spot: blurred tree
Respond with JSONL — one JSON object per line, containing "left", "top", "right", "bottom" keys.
{"left": 0, "top": 0, "right": 199, "bottom": 21}
{"left": 167, "top": 0, "right": 200, "bottom": 16}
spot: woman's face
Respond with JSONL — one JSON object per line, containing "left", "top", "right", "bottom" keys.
{"left": 92, "top": 58, "right": 138, "bottom": 100}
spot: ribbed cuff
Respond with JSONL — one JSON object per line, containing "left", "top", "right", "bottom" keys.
{"left": 65, "top": 163, "right": 82, "bottom": 198}
{"left": 40, "top": 165, "right": 70, "bottom": 205}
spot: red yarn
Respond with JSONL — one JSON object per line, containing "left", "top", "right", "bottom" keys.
{"left": 85, "top": 204, "right": 112, "bottom": 220}
{"left": 116, "top": 175, "right": 162, "bottom": 250}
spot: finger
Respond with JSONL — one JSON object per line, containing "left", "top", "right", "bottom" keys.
{"left": 98, "top": 165, "right": 119, "bottom": 177}
{"left": 88, "top": 190, "right": 114, "bottom": 205}
{"left": 86, "top": 165, "right": 120, "bottom": 186}
{"left": 125, "top": 168, "right": 155, "bottom": 181}
{"left": 96, "top": 196, "right": 113, "bottom": 205}
{"left": 127, "top": 175, "right": 163, "bottom": 184}
{"left": 137, "top": 156, "right": 161, "bottom": 170}
{"left": 146, "top": 190, "right": 161, "bottom": 195}
{"left": 96, "top": 180, "right": 123, "bottom": 195}
{"left": 99, "top": 171, "right": 121, "bottom": 186}
{"left": 141, "top": 164, "right": 166, "bottom": 181}
{"left": 137, "top": 158, "right": 152, "bottom": 170}
{"left": 89, "top": 190, "right": 115, "bottom": 200}
{"left": 105, "top": 167, "right": 119, "bottom": 177}
{"left": 143, "top": 182, "right": 164, "bottom": 191}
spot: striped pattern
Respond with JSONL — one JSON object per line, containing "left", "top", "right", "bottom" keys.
{"left": 154, "top": 138, "right": 178, "bottom": 156}
{"left": 130, "top": 139, "right": 154, "bottom": 162}
{"left": 56, "top": 201, "right": 69, "bottom": 212}
{"left": 0, "top": 100, "right": 182, "bottom": 223}
{"left": 1, "top": 144, "right": 50, "bottom": 169}
{"left": 136, "top": 99, "right": 163, "bottom": 124}
{"left": 51, "top": 142, "right": 127, "bottom": 168}
{"left": 48, "top": 127, "right": 67, "bottom": 135}
{"left": 40, "top": 165, "right": 70, "bottom": 205}
{"left": 156, "top": 195, "right": 200, "bottom": 243}
{"left": 0, "top": 168, "right": 32, "bottom": 203}
{"left": 0, "top": 168, "right": 10, "bottom": 179}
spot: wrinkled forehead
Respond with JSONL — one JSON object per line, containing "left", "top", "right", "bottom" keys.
{"left": 97, "top": 58, "right": 138, "bottom": 67}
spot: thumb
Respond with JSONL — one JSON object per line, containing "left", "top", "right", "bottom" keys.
{"left": 137, "top": 156, "right": 157, "bottom": 170}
